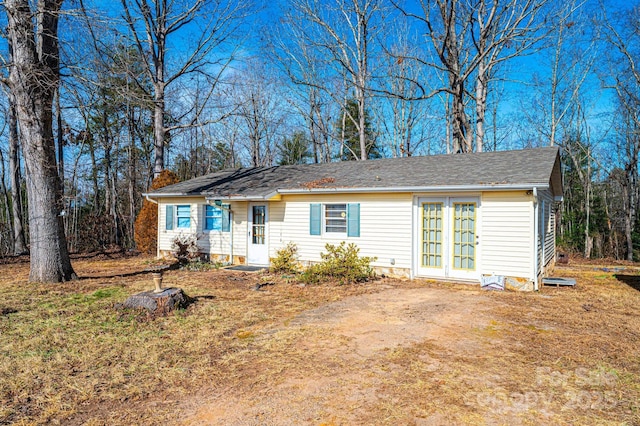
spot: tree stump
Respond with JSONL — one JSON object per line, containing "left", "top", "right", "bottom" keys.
{"left": 119, "top": 288, "right": 192, "bottom": 314}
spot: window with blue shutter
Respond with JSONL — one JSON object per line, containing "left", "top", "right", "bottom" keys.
{"left": 204, "top": 205, "right": 222, "bottom": 231}
{"left": 204, "top": 204, "right": 231, "bottom": 232}
{"left": 310, "top": 204, "right": 321, "bottom": 235}
{"left": 165, "top": 205, "right": 174, "bottom": 230}
{"left": 347, "top": 203, "right": 360, "bottom": 237}
{"left": 176, "top": 205, "right": 191, "bottom": 229}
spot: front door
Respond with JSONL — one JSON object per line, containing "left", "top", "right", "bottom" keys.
{"left": 416, "top": 197, "right": 480, "bottom": 281}
{"left": 247, "top": 204, "right": 269, "bottom": 265}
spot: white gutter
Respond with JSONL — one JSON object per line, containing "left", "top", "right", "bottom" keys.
{"left": 278, "top": 183, "right": 550, "bottom": 195}
{"left": 533, "top": 187, "right": 539, "bottom": 291}
{"left": 206, "top": 200, "right": 234, "bottom": 266}
{"left": 145, "top": 184, "right": 550, "bottom": 200}
{"left": 142, "top": 192, "right": 187, "bottom": 198}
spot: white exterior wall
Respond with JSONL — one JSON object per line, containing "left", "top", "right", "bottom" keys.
{"left": 153, "top": 189, "right": 550, "bottom": 286}
{"left": 480, "top": 191, "right": 535, "bottom": 280}
{"left": 537, "top": 189, "right": 556, "bottom": 272}
{"left": 156, "top": 197, "right": 247, "bottom": 260}
{"left": 269, "top": 193, "right": 414, "bottom": 272}
{"left": 157, "top": 197, "right": 201, "bottom": 253}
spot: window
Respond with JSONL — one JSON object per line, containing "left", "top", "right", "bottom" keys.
{"left": 309, "top": 203, "right": 360, "bottom": 237}
{"left": 452, "top": 202, "right": 475, "bottom": 270}
{"left": 421, "top": 202, "right": 443, "bottom": 268}
{"left": 252, "top": 205, "right": 266, "bottom": 244}
{"left": 176, "top": 205, "right": 191, "bottom": 229}
{"left": 203, "top": 204, "right": 230, "bottom": 232}
{"left": 204, "top": 205, "right": 222, "bottom": 231}
{"left": 325, "top": 204, "right": 347, "bottom": 233}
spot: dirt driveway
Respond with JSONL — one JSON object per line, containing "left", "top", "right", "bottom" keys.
{"left": 182, "top": 272, "right": 639, "bottom": 426}
{"left": 180, "top": 287, "right": 495, "bottom": 424}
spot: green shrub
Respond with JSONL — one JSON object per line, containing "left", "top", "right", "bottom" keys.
{"left": 300, "top": 241, "right": 376, "bottom": 285}
{"left": 270, "top": 242, "right": 299, "bottom": 274}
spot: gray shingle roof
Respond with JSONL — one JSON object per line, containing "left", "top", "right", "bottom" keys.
{"left": 147, "top": 146, "right": 561, "bottom": 199}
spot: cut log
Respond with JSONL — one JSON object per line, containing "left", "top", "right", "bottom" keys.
{"left": 118, "top": 288, "right": 192, "bottom": 314}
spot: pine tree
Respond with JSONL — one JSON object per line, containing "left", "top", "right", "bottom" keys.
{"left": 335, "top": 99, "right": 381, "bottom": 161}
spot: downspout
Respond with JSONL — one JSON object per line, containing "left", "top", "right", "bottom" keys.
{"left": 533, "top": 187, "right": 539, "bottom": 291}
{"left": 207, "top": 200, "right": 233, "bottom": 265}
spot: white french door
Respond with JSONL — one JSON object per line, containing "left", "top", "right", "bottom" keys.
{"left": 416, "top": 197, "right": 480, "bottom": 281}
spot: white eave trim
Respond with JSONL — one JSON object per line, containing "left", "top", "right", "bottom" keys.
{"left": 144, "top": 185, "right": 550, "bottom": 199}
{"left": 203, "top": 193, "right": 278, "bottom": 201}
{"left": 277, "top": 184, "right": 550, "bottom": 195}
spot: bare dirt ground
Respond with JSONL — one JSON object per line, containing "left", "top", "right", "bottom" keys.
{"left": 1, "top": 255, "right": 639, "bottom": 425}
{"left": 184, "top": 286, "right": 494, "bottom": 425}
{"left": 183, "top": 265, "right": 640, "bottom": 425}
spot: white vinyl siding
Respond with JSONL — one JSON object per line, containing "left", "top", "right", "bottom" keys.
{"left": 158, "top": 198, "right": 199, "bottom": 254}
{"left": 538, "top": 189, "right": 556, "bottom": 271}
{"left": 269, "top": 193, "right": 413, "bottom": 271}
{"left": 155, "top": 189, "right": 552, "bottom": 282}
{"left": 157, "top": 198, "right": 247, "bottom": 260}
{"left": 480, "top": 191, "right": 534, "bottom": 279}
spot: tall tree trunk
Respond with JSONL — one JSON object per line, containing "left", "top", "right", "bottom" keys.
{"left": 153, "top": 83, "right": 166, "bottom": 178}
{"left": 475, "top": 62, "right": 487, "bottom": 153}
{"left": 56, "top": 88, "right": 65, "bottom": 192}
{"left": 6, "top": 0, "right": 76, "bottom": 282}
{"left": 8, "top": 85, "right": 28, "bottom": 255}
{"left": 0, "top": 149, "right": 12, "bottom": 253}
{"left": 358, "top": 91, "right": 367, "bottom": 160}
{"left": 128, "top": 109, "right": 137, "bottom": 248}
{"left": 451, "top": 77, "right": 471, "bottom": 153}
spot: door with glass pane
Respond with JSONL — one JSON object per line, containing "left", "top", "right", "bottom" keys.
{"left": 417, "top": 199, "right": 446, "bottom": 277}
{"left": 448, "top": 200, "right": 479, "bottom": 280}
{"left": 416, "top": 197, "right": 480, "bottom": 280}
{"left": 247, "top": 204, "right": 269, "bottom": 265}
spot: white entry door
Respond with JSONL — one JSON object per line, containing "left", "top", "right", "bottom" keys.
{"left": 247, "top": 204, "right": 269, "bottom": 265}
{"left": 416, "top": 197, "right": 480, "bottom": 281}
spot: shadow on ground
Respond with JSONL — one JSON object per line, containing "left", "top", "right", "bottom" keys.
{"left": 615, "top": 274, "right": 640, "bottom": 292}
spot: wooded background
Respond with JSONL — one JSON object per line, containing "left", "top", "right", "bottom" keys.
{"left": 1, "top": 0, "right": 638, "bottom": 266}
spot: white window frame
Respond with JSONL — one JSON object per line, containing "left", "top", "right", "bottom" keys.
{"left": 323, "top": 203, "right": 347, "bottom": 235}
{"left": 203, "top": 204, "right": 222, "bottom": 232}
{"left": 176, "top": 205, "right": 191, "bottom": 229}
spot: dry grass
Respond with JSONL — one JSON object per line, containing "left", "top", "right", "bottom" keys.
{"left": 0, "top": 256, "right": 639, "bottom": 425}
{"left": 0, "top": 255, "right": 381, "bottom": 425}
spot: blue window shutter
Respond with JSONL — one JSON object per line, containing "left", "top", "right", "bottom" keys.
{"left": 222, "top": 204, "right": 231, "bottom": 232}
{"left": 347, "top": 203, "right": 360, "bottom": 237}
{"left": 310, "top": 204, "right": 321, "bottom": 235}
{"left": 165, "top": 205, "right": 174, "bottom": 230}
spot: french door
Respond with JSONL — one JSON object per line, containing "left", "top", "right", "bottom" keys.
{"left": 417, "top": 197, "right": 480, "bottom": 280}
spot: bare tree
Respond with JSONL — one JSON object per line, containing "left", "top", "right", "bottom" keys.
{"left": 5, "top": 0, "right": 76, "bottom": 282}
{"left": 227, "top": 60, "right": 286, "bottom": 167}
{"left": 394, "top": 0, "right": 550, "bottom": 152}
{"left": 1, "top": 36, "right": 29, "bottom": 256}
{"left": 120, "top": 0, "right": 249, "bottom": 177}
{"left": 602, "top": 3, "right": 640, "bottom": 261}
{"left": 7, "top": 85, "right": 28, "bottom": 255}
{"left": 272, "top": 34, "right": 334, "bottom": 163}
{"left": 521, "top": 0, "right": 597, "bottom": 147}
{"left": 379, "top": 27, "right": 439, "bottom": 157}
{"left": 279, "top": 0, "right": 386, "bottom": 160}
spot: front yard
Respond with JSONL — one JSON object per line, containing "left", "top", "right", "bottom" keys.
{"left": 0, "top": 255, "right": 638, "bottom": 425}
